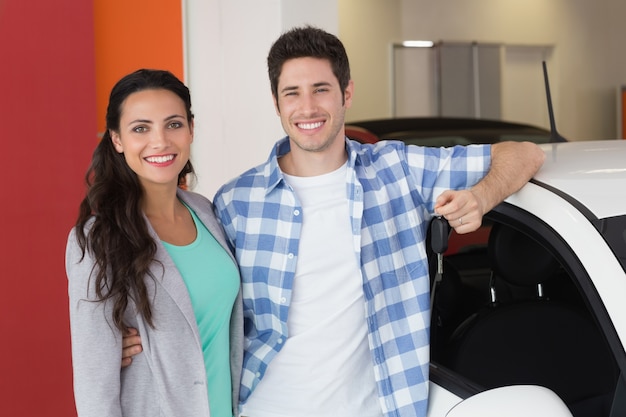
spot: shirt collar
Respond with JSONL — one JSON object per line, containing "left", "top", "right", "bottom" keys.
{"left": 345, "top": 137, "right": 363, "bottom": 168}
{"left": 264, "top": 136, "right": 362, "bottom": 194}
{"left": 264, "top": 136, "right": 290, "bottom": 194}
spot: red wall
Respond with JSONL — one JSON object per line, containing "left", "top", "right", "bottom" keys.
{"left": 0, "top": 0, "right": 96, "bottom": 415}
{"left": 0, "top": 0, "right": 183, "bottom": 414}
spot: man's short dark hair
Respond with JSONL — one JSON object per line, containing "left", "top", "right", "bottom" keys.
{"left": 267, "top": 26, "right": 351, "bottom": 102}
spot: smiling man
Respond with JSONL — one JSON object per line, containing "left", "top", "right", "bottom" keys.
{"left": 213, "top": 26, "right": 545, "bottom": 417}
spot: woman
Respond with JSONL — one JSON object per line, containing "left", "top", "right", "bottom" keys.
{"left": 66, "top": 69, "right": 242, "bottom": 417}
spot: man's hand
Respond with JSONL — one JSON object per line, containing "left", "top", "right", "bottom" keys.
{"left": 435, "top": 189, "right": 483, "bottom": 234}
{"left": 121, "top": 328, "right": 143, "bottom": 368}
{"left": 435, "top": 141, "right": 545, "bottom": 234}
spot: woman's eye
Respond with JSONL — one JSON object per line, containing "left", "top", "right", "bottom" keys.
{"left": 133, "top": 126, "right": 147, "bottom": 133}
{"left": 168, "top": 121, "right": 183, "bottom": 129}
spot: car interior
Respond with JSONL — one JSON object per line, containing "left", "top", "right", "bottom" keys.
{"left": 428, "top": 208, "right": 623, "bottom": 417}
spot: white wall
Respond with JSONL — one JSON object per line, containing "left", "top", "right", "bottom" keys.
{"left": 341, "top": 0, "right": 626, "bottom": 141}
{"left": 186, "top": 0, "right": 626, "bottom": 199}
{"left": 184, "top": 0, "right": 338, "bottom": 198}
{"left": 339, "top": 0, "right": 402, "bottom": 121}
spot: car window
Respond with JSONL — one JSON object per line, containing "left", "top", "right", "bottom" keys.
{"left": 429, "top": 207, "right": 623, "bottom": 417}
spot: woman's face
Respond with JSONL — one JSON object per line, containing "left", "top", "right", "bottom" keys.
{"left": 111, "top": 88, "right": 193, "bottom": 190}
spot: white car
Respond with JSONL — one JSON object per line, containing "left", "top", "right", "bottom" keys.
{"left": 426, "top": 140, "right": 626, "bottom": 417}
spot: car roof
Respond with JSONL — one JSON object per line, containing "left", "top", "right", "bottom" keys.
{"left": 533, "top": 140, "right": 626, "bottom": 219}
{"left": 345, "top": 117, "right": 563, "bottom": 146}
{"left": 348, "top": 117, "right": 551, "bottom": 136}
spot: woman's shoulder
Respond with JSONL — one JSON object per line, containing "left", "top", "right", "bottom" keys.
{"left": 177, "top": 188, "right": 213, "bottom": 211}
{"left": 65, "top": 218, "right": 97, "bottom": 282}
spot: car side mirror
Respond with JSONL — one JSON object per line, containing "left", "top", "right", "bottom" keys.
{"left": 445, "top": 385, "right": 572, "bottom": 417}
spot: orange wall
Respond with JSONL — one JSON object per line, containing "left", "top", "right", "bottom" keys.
{"left": 94, "top": 0, "right": 184, "bottom": 138}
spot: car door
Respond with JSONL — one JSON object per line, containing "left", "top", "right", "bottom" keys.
{"left": 427, "top": 202, "right": 625, "bottom": 417}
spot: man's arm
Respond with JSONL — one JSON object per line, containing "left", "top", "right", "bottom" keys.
{"left": 435, "top": 141, "right": 545, "bottom": 233}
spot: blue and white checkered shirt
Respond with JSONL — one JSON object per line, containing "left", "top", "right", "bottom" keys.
{"left": 213, "top": 137, "right": 491, "bottom": 417}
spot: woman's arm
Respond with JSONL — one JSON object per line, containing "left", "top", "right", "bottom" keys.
{"left": 66, "top": 228, "right": 123, "bottom": 417}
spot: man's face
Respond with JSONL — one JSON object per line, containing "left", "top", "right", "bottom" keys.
{"left": 274, "top": 57, "right": 353, "bottom": 156}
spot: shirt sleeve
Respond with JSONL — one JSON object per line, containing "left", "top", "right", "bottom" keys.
{"left": 213, "top": 186, "right": 238, "bottom": 250}
{"left": 405, "top": 143, "right": 491, "bottom": 212}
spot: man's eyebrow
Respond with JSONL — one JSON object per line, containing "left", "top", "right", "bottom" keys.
{"left": 280, "top": 81, "right": 332, "bottom": 94}
{"left": 280, "top": 85, "right": 299, "bottom": 94}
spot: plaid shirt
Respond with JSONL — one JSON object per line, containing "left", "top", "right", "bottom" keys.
{"left": 213, "top": 137, "right": 491, "bottom": 417}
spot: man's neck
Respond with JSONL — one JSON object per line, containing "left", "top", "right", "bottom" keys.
{"left": 278, "top": 139, "right": 348, "bottom": 177}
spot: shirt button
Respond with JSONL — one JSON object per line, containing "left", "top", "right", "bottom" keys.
{"left": 288, "top": 253, "right": 294, "bottom": 259}
{"left": 277, "top": 338, "right": 283, "bottom": 344}
{"left": 280, "top": 297, "right": 287, "bottom": 304}
{"left": 256, "top": 372, "right": 261, "bottom": 378}
{"left": 294, "top": 209, "right": 300, "bottom": 216}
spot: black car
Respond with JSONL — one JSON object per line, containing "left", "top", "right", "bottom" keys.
{"left": 345, "top": 117, "right": 565, "bottom": 146}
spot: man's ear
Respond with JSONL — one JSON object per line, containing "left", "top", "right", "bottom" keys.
{"left": 110, "top": 130, "right": 124, "bottom": 153}
{"left": 273, "top": 94, "right": 281, "bottom": 116}
{"left": 343, "top": 79, "right": 354, "bottom": 109}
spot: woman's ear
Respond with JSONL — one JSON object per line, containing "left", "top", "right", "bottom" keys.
{"left": 110, "top": 130, "right": 124, "bottom": 153}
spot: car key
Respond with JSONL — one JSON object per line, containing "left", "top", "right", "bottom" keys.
{"left": 431, "top": 216, "right": 450, "bottom": 275}
{"left": 430, "top": 216, "right": 450, "bottom": 307}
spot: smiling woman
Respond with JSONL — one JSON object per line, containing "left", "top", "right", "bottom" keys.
{"left": 65, "top": 69, "right": 242, "bottom": 417}
{"left": 110, "top": 88, "right": 194, "bottom": 190}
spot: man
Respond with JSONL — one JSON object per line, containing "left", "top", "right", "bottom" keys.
{"left": 213, "top": 26, "right": 543, "bottom": 417}
{"left": 124, "top": 26, "right": 544, "bottom": 417}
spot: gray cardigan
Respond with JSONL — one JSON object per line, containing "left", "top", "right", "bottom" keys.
{"left": 66, "top": 189, "right": 243, "bottom": 417}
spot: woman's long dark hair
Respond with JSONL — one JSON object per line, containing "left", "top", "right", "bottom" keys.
{"left": 75, "top": 69, "right": 195, "bottom": 332}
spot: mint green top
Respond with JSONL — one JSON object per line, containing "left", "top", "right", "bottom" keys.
{"left": 163, "top": 206, "right": 239, "bottom": 417}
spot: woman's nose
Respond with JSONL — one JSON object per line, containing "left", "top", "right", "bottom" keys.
{"left": 150, "top": 127, "right": 170, "bottom": 148}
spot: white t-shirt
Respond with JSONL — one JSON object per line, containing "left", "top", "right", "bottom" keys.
{"left": 240, "top": 162, "right": 381, "bottom": 417}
